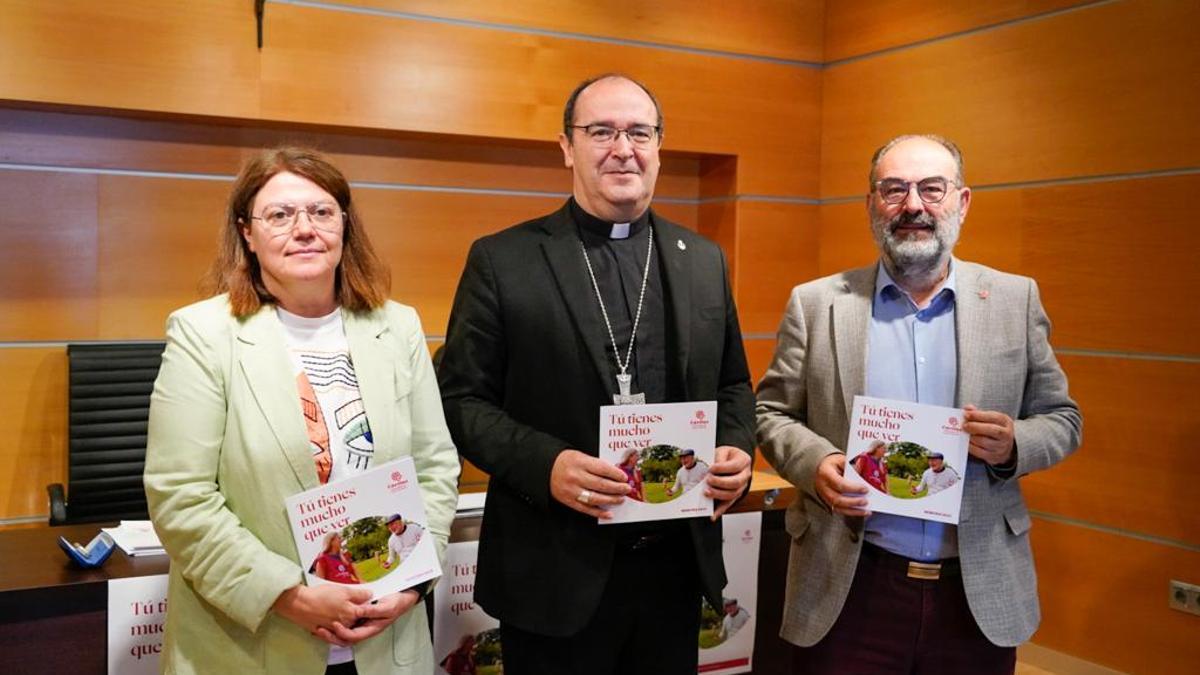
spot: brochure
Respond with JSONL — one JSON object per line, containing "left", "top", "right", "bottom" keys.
{"left": 598, "top": 400, "right": 717, "bottom": 524}
{"left": 284, "top": 456, "right": 440, "bottom": 598}
{"left": 432, "top": 540, "right": 502, "bottom": 675}
{"left": 843, "top": 395, "right": 969, "bottom": 524}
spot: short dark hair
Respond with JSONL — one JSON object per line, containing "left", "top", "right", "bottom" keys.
{"left": 562, "top": 73, "right": 664, "bottom": 140}
{"left": 206, "top": 146, "right": 390, "bottom": 317}
{"left": 869, "top": 134, "right": 965, "bottom": 188}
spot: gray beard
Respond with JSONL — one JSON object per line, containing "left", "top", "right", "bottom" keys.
{"left": 870, "top": 208, "right": 961, "bottom": 287}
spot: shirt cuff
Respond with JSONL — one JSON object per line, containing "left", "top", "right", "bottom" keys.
{"left": 986, "top": 446, "right": 1019, "bottom": 480}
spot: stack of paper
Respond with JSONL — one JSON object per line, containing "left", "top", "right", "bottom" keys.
{"left": 101, "top": 520, "right": 166, "bottom": 557}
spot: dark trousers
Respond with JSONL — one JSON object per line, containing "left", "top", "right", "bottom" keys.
{"left": 500, "top": 533, "right": 701, "bottom": 675}
{"left": 794, "top": 543, "right": 1016, "bottom": 675}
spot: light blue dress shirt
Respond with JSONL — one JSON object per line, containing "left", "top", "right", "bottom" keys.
{"left": 863, "top": 261, "right": 959, "bottom": 561}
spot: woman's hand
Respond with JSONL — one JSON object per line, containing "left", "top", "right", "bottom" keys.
{"left": 321, "top": 590, "right": 422, "bottom": 644}
{"left": 272, "top": 584, "right": 374, "bottom": 645}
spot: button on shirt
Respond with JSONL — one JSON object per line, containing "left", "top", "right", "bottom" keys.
{"left": 863, "top": 262, "right": 959, "bottom": 562}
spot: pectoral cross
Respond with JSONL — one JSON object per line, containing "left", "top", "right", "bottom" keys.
{"left": 613, "top": 372, "right": 646, "bottom": 405}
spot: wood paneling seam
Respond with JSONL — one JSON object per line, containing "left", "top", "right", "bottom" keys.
{"left": 0, "top": 162, "right": 824, "bottom": 204}
{"left": 824, "top": 0, "right": 1117, "bottom": 67}
{"left": 269, "top": 0, "right": 822, "bottom": 68}
{"left": 1031, "top": 510, "right": 1200, "bottom": 553}
{"left": 822, "top": 166, "right": 1200, "bottom": 203}
{"left": 1055, "top": 348, "right": 1200, "bottom": 364}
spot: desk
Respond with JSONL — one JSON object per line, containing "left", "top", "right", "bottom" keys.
{"left": 0, "top": 523, "right": 169, "bottom": 673}
{"left": 0, "top": 472, "right": 798, "bottom": 674}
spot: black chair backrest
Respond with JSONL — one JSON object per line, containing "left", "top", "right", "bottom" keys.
{"left": 63, "top": 342, "right": 165, "bottom": 524}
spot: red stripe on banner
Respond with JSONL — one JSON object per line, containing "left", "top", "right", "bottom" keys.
{"left": 698, "top": 657, "right": 751, "bottom": 672}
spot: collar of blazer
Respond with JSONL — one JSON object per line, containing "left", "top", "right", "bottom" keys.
{"left": 235, "top": 304, "right": 399, "bottom": 491}
{"left": 831, "top": 257, "right": 995, "bottom": 420}
{"left": 537, "top": 201, "right": 695, "bottom": 397}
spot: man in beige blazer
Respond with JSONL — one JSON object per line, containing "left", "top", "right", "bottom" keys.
{"left": 756, "top": 135, "right": 1081, "bottom": 673}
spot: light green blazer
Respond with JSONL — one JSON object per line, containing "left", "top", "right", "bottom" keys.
{"left": 144, "top": 295, "right": 460, "bottom": 674}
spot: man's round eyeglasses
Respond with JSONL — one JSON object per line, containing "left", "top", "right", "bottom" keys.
{"left": 570, "top": 124, "right": 660, "bottom": 146}
{"left": 250, "top": 202, "right": 345, "bottom": 233}
{"left": 873, "top": 177, "right": 961, "bottom": 205}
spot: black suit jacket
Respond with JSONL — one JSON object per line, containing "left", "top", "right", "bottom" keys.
{"left": 438, "top": 202, "right": 755, "bottom": 636}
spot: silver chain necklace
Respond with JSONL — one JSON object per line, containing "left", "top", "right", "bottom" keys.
{"left": 580, "top": 225, "right": 654, "bottom": 405}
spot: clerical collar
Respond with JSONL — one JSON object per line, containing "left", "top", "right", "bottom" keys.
{"left": 569, "top": 198, "right": 650, "bottom": 240}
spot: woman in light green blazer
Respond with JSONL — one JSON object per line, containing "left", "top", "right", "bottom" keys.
{"left": 145, "top": 147, "right": 460, "bottom": 675}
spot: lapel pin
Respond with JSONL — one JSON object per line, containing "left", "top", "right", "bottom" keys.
{"left": 677, "top": 239, "right": 686, "bottom": 251}
{"left": 978, "top": 290, "right": 989, "bottom": 299}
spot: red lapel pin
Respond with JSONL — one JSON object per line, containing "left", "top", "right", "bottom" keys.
{"left": 978, "top": 290, "right": 989, "bottom": 299}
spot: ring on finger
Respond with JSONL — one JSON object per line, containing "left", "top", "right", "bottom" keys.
{"left": 577, "top": 489, "right": 592, "bottom": 505}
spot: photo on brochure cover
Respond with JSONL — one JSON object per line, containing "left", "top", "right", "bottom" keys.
{"left": 438, "top": 628, "right": 503, "bottom": 675}
{"left": 619, "top": 443, "right": 710, "bottom": 504}
{"left": 308, "top": 513, "right": 425, "bottom": 585}
{"left": 848, "top": 440, "right": 960, "bottom": 500}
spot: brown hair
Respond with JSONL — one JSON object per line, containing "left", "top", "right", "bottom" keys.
{"left": 206, "top": 146, "right": 390, "bottom": 316}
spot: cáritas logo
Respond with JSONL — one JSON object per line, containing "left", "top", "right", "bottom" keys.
{"left": 387, "top": 470, "right": 409, "bottom": 493}
{"left": 941, "top": 416, "right": 965, "bottom": 435}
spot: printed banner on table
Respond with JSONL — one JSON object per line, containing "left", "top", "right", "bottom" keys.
{"left": 285, "top": 456, "right": 440, "bottom": 598}
{"left": 107, "top": 574, "right": 169, "bottom": 675}
{"left": 698, "top": 511, "right": 761, "bottom": 674}
{"left": 432, "top": 540, "right": 502, "bottom": 674}
{"left": 598, "top": 400, "right": 717, "bottom": 524}
{"left": 843, "top": 395, "right": 969, "bottom": 524}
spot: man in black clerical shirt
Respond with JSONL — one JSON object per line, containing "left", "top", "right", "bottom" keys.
{"left": 438, "top": 74, "right": 755, "bottom": 675}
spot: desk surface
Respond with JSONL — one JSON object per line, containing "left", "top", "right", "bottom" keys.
{"left": 0, "top": 522, "right": 169, "bottom": 594}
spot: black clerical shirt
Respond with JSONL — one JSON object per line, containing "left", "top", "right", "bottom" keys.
{"left": 570, "top": 198, "right": 667, "bottom": 404}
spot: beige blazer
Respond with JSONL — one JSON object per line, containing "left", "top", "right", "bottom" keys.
{"left": 144, "top": 295, "right": 460, "bottom": 674}
{"left": 756, "top": 260, "right": 1082, "bottom": 648}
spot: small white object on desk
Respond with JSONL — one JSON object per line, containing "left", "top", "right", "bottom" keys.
{"left": 101, "top": 520, "right": 166, "bottom": 557}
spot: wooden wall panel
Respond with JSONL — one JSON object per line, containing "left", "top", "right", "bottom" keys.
{"left": 744, "top": 338, "right": 777, "bottom": 390}
{"left": 734, "top": 202, "right": 820, "bottom": 334}
{"left": 649, "top": 202, "right": 699, "bottom": 232}
{"left": 816, "top": 202, "right": 877, "bottom": 277}
{"left": 261, "top": 2, "right": 821, "bottom": 197}
{"left": 333, "top": 0, "right": 825, "bottom": 63}
{"left": 821, "top": 0, "right": 1200, "bottom": 198}
{"left": 0, "top": 109, "right": 702, "bottom": 200}
{"left": 744, "top": 337, "right": 778, "bottom": 471}
{"left": 1023, "top": 355, "right": 1200, "bottom": 546}
{"left": 1030, "top": 518, "right": 1199, "bottom": 675}
{"left": 0, "top": 170, "right": 98, "bottom": 341}
{"left": 355, "top": 190, "right": 563, "bottom": 335}
{"left": 0, "top": 349, "right": 68, "bottom": 520}
{"left": 96, "top": 176, "right": 226, "bottom": 338}
{"left": 1016, "top": 176, "right": 1198, "bottom": 356}
{"left": 824, "top": 0, "right": 1089, "bottom": 62}
{"left": 0, "top": 0, "right": 258, "bottom": 118}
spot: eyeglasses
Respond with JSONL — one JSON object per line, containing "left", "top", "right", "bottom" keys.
{"left": 872, "top": 176, "right": 960, "bottom": 205}
{"left": 569, "top": 123, "right": 660, "bottom": 146}
{"left": 250, "top": 201, "right": 345, "bottom": 233}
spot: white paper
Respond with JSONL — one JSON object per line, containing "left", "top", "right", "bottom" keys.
{"left": 456, "top": 491, "right": 486, "bottom": 514}
{"left": 107, "top": 574, "right": 169, "bottom": 675}
{"left": 432, "top": 540, "right": 501, "bottom": 674}
{"left": 284, "top": 456, "right": 441, "bottom": 598}
{"left": 697, "top": 512, "right": 761, "bottom": 674}
{"left": 598, "top": 400, "right": 717, "bottom": 524}
{"left": 842, "top": 395, "right": 970, "bottom": 524}
{"left": 101, "top": 521, "right": 165, "bottom": 556}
